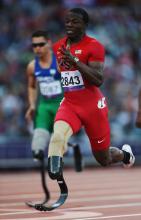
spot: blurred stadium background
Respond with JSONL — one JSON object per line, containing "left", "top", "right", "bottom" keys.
{"left": 0, "top": 0, "right": 141, "bottom": 169}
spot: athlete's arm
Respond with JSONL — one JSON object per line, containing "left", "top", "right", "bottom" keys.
{"left": 59, "top": 44, "right": 104, "bottom": 87}
{"left": 76, "top": 41, "right": 105, "bottom": 86}
{"left": 74, "top": 61, "right": 104, "bottom": 87}
{"left": 25, "top": 61, "right": 37, "bottom": 121}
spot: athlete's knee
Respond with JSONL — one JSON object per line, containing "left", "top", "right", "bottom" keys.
{"left": 54, "top": 121, "right": 73, "bottom": 135}
{"left": 48, "top": 121, "right": 73, "bottom": 157}
{"left": 50, "top": 130, "right": 64, "bottom": 146}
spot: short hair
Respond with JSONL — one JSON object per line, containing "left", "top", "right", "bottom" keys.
{"left": 69, "top": 8, "right": 89, "bottom": 24}
{"left": 32, "top": 30, "right": 49, "bottom": 39}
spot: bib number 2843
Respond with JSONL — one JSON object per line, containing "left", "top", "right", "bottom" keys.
{"left": 61, "top": 70, "right": 84, "bottom": 91}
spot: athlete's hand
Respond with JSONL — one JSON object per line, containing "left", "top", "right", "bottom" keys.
{"left": 58, "top": 45, "right": 76, "bottom": 69}
{"left": 25, "top": 106, "right": 35, "bottom": 122}
{"left": 135, "top": 111, "right": 141, "bottom": 128}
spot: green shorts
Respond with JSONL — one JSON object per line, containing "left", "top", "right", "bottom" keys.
{"left": 34, "top": 95, "right": 63, "bottom": 133}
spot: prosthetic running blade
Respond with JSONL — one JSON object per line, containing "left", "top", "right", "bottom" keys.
{"left": 34, "top": 175, "right": 68, "bottom": 211}
{"left": 26, "top": 157, "right": 50, "bottom": 207}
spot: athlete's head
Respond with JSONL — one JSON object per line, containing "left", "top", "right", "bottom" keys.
{"left": 65, "top": 8, "right": 89, "bottom": 41}
{"left": 31, "top": 30, "right": 51, "bottom": 57}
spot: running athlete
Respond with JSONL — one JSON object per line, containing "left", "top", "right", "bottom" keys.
{"left": 25, "top": 30, "right": 63, "bottom": 160}
{"left": 136, "top": 88, "right": 141, "bottom": 127}
{"left": 47, "top": 8, "right": 135, "bottom": 180}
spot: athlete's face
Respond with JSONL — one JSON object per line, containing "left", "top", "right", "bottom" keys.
{"left": 65, "top": 12, "right": 86, "bottom": 40}
{"left": 32, "top": 36, "right": 50, "bottom": 58}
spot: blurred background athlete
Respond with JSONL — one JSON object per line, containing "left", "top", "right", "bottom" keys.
{"left": 25, "top": 30, "right": 63, "bottom": 160}
{"left": 47, "top": 8, "right": 135, "bottom": 180}
{"left": 25, "top": 30, "right": 64, "bottom": 203}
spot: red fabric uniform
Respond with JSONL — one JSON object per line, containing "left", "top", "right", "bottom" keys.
{"left": 53, "top": 35, "right": 110, "bottom": 151}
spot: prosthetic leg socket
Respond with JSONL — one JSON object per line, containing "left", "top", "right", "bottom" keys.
{"left": 48, "top": 156, "right": 63, "bottom": 180}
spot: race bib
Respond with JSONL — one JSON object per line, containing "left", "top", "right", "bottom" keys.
{"left": 39, "top": 80, "right": 62, "bottom": 97}
{"left": 61, "top": 70, "right": 84, "bottom": 91}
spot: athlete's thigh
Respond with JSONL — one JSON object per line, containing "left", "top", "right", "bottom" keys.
{"left": 34, "top": 103, "right": 53, "bottom": 132}
{"left": 55, "top": 99, "right": 82, "bottom": 134}
{"left": 84, "top": 103, "right": 110, "bottom": 152}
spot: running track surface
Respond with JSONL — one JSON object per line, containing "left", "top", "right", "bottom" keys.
{"left": 0, "top": 166, "right": 141, "bottom": 220}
